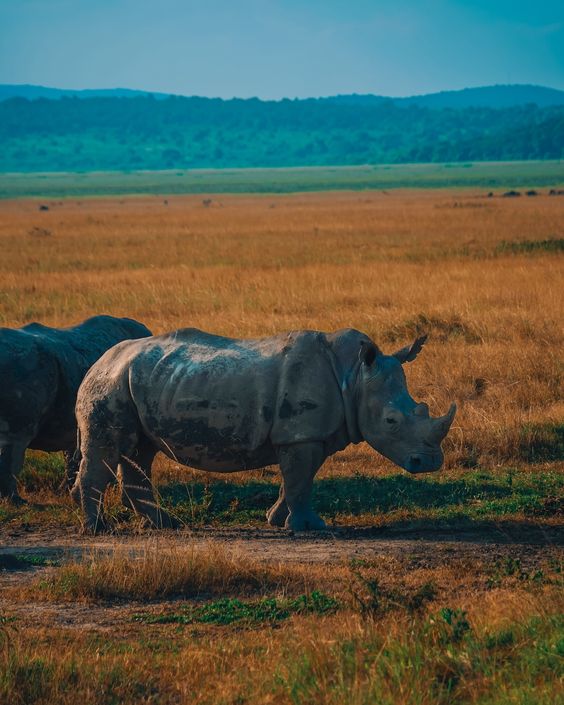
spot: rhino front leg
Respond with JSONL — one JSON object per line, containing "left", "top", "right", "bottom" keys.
{"left": 266, "top": 484, "right": 289, "bottom": 527}
{"left": 277, "top": 442, "right": 327, "bottom": 531}
{"left": 0, "top": 440, "right": 28, "bottom": 504}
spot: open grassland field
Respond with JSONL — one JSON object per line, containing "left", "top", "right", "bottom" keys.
{"left": 0, "top": 186, "right": 563, "bottom": 704}
{"left": 1, "top": 160, "right": 563, "bottom": 199}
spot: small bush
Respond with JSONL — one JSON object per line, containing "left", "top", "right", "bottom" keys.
{"left": 348, "top": 560, "right": 437, "bottom": 616}
{"left": 384, "top": 312, "right": 482, "bottom": 344}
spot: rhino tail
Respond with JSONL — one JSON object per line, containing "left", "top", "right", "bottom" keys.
{"left": 66, "top": 427, "right": 83, "bottom": 497}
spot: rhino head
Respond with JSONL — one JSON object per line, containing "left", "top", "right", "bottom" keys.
{"left": 355, "top": 336, "right": 456, "bottom": 473}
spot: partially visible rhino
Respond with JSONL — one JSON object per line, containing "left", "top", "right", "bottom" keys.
{"left": 0, "top": 315, "right": 151, "bottom": 502}
{"left": 72, "top": 327, "right": 457, "bottom": 533}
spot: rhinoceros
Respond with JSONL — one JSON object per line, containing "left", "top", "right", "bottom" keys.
{"left": 0, "top": 315, "right": 151, "bottom": 502}
{"left": 71, "top": 327, "right": 456, "bottom": 533}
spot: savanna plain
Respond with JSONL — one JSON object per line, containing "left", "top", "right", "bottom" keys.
{"left": 0, "top": 184, "right": 563, "bottom": 704}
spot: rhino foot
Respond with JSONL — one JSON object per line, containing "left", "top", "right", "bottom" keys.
{"left": 141, "top": 509, "right": 180, "bottom": 530}
{"left": 81, "top": 515, "right": 109, "bottom": 535}
{"left": 0, "top": 492, "right": 27, "bottom": 507}
{"left": 284, "top": 510, "right": 327, "bottom": 532}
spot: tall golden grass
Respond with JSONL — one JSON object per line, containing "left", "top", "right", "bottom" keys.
{"left": 0, "top": 190, "right": 562, "bottom": 471}
{"left": 17, "top": 541, "right": 311, "bottom": 602}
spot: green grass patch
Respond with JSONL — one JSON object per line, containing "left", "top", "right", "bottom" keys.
{"left": 158, "top": 466, "right": 564, "bottom": 529}
{"left": 0, "top": 553, "right": 60, "bottom": 571}
{"left": 134, "top": 591, "right": 339, "bottom": 627}
{"left": 19, "top": 452, "right": 65, "bottom": 493}
{"left": 496, "top": 237, "right": 564, "bottom": 255}
{"left": 1, "top": 161, "right": 563, "bottom": 198}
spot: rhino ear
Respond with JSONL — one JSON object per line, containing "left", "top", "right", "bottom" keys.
{"left": 359, "top": 341, "right": 380, "bottom": 367}
{"left": 393, "top": 334, "right": 428, "bottom": 364}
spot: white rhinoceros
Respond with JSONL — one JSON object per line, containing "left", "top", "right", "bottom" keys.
{"left": 71, "top": 327, "right": 456, "bottom": 532}
{"left": 0, "top": 315, "right": 151, "bottom": 501}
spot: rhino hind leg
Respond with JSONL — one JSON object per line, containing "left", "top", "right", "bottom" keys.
{"left": 0, "top": 441, "right": 28, "bottom": 504}
{"left": 278, "top": 442, "right": 327, "bottom": 531}
{"left": 71, "top": 448, "right": 119, "bottom": 534}
{"left": 119, "top": 438, "right": 178, "bottom": 529}
{"left": 266, "top": 484, "right": 289, "bottom": 527}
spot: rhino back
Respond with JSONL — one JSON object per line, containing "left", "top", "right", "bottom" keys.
{"left": 0, "top": 329, "right": 59, "bottom": 444}
{"left": 22, "top": 316, "right": 151, "bottom": 449}
{"left": 126, "top": 329, "right": 345, "bottom": 462}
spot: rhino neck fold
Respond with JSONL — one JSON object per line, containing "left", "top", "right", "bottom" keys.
{"left": 323, "top": 342, "right": 363, "bottom": 445}
{"left": 340, "top": 362, "right": 363, "bottom": 444}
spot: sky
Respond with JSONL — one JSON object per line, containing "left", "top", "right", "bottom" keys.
{"left": 0, "top": 0, "right": 563, "bottom": 99}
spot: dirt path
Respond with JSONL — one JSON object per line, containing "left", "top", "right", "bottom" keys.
{"left": 1, "top": 523, "right": 561, "bottom": 632}
{"left": 2, "top": 522, "right": 562, "bottom": 568}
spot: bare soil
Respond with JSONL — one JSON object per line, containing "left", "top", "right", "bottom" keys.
{"left": 1, "top": 523, "right": 561, "bottom": 633}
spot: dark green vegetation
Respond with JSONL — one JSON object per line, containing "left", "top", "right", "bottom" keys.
{"left": 496, "top": 237, "right": 564, "bottom": 255}
{"left": 1, "top": 94, "right": 563, "bottom": 173}
{"left": 133, "top": 592, "right": 338, "bottom": 626}
{"left": 2, "top": 161, "right": 564, "bottom": 199}
{"left": 5, "top": 443, "right": 562, "bottom": 531}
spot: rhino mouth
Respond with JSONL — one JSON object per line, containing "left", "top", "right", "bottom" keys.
{"left": 402, "top": 451, "right": 443, "bottom": 474}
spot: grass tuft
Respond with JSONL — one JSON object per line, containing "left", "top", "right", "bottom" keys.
{"left": 26, "top": 542, "right": 310, "bottom": 602}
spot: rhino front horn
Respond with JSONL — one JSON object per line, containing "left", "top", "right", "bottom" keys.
{"left": 431, "top": 403, "right": 457, "bottom": 442}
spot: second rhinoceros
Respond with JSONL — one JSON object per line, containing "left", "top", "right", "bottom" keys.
{"left": 72, "top": 327, "right": 456, "bottom": 533}
{"left": 0, "top": 315, "right": 151, "bottom": 502}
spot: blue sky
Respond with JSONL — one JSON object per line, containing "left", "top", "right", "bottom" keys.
{"left": 1, "top": 0, "right": 563, "bottom": 98}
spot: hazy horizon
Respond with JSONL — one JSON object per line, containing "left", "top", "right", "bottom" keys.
{"left": 1, "top": 1, "right": 563, "bottom": 100}
{"left": 3, "top": 81, "right": 564, "bottom": 102}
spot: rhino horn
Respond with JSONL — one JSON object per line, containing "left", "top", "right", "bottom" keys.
{"left": 430, "top": 403, "right": 457, "bottom": 442}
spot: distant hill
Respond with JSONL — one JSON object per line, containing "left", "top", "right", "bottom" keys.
{"left": 0, "top": 84, "right": 173, "bottom": 101}
{"left": 328, "top": 85, "right": 564, "bottom": 109}
{"left": 399, "top": 84, "right": 564, "bottom": 108}
{"left": 2, "top": 83, "right": 564, "bottom": 108}
{"left": 0, "top": 89, "right": 563, "bottom": 171}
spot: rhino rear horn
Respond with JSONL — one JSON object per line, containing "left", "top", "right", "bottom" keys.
{"left": 393, "top": 334, "right": 428, "bottom": 364}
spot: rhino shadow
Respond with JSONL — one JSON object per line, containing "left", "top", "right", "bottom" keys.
{"left": 158, "top": 472, "right": 525, "bottom": 521}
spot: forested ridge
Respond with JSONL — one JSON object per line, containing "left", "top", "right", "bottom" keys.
{"left": 1, "top": 95, "right": 563, "bottom": 171}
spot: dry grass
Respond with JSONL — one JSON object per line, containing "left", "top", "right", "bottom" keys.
{"left": 1, "top": 189, "right": 561, "bottom": 473}
{"left": 1, "top": 189, "right": 563, "bottom": 705}
{"left": 2, "top": 563, "right": 563, "bottom": 705}
{"left": 15, "top": 541, "right": 311, "bottom": 602}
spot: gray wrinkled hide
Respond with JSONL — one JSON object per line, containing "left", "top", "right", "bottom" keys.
{"left": 0, "top": 315, "right": 151, "bottom": 500}
{"left": 73, "top": 327, "right": 456, "bottom": 533}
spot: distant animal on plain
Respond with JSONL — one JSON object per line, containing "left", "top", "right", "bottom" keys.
{"left": 72, "top": 327, "right": 457, "bottom": 533}
{"left": 0, "top": 315, "right": 151, "bottom": 502}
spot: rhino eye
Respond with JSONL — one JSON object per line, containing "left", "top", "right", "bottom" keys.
{"left": 386, "top": 417, "right": 397, "bottom": 425}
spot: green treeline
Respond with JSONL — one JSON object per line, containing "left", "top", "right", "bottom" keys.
{"left": 1, "top": 96, "right": 563, "bottom": 172}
